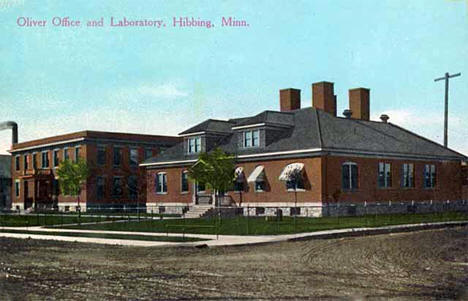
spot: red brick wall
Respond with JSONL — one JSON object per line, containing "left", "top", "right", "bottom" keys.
{"left": 146, "top": 157, "right": 323, "bottom": 205}
{"left": 146, "top": 155, "right": 463, "bottom": 206}
{"left": 323, "top": 156, "right": 462, "bottom": 203}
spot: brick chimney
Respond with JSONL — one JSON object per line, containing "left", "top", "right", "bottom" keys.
{"left": 349, "top": 88, "right": 370, "bottom": 121}
{"left": 312, "top": 81, "right": 336, "bottom": 116}
{"left": 279, "top": 88, "right": 301, "bottom": 111}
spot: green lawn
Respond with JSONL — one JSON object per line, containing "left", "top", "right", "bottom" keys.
{"left": 0, "top": 214, "right": 121, "bottom": 227}
{"left": 0, "top": 229, "right": 205, "bottom": 242}
{"left": 58, "top": 211, "right": 468, "bottom": 235}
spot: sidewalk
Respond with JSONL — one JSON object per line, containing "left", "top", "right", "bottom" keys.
{"left": 0, "top": 220, "right": 466, "bottom": 247}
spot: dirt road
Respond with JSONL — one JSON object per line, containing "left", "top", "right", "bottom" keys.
{"left": 0, "top": 227, "right": 467, "bottom": 300}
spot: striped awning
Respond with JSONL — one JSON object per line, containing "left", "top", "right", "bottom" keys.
{"left": 247, "top": 165, "right": 265, "bottom": 183}
{"left": 278, "top": 163, "right": 304, "bottom": 181}
{"left": 234, "top": 166, "right": 244, "bottom": 182}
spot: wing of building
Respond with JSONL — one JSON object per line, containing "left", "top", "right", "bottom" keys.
{"left": 141, "top": 81, "right": 467, "bottom": 217}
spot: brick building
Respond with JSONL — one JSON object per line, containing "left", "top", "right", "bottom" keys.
{"left": 10, "top": 131, "right": 180, "bottom": 211}
{"left": 141, "top": 81, "right": 467, "bottom": 216}
{"left": 0, "top": 155, "right": 11, "bottom": 209}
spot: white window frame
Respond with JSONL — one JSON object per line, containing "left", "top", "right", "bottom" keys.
{"left": 254, "top": 180, "right": 265, "bottom": 192}
{"left": 342, "top": 161, "right": 358, "bottom": 191}
{"left": 41, "top": 151, "right": 49, "bottom": 169}
{"left": 15, "top": 155, "right": 20, "bottom": 171}
{"left": 53, "top": 149, "right": 60, "bottom": 168}
{"left": 156, "top": 172, "right": 167, "bottom": 194}
{"left": 129, "top": 148, "right": 139, "bottom": 167}
{"left": 187, "top": 137, "right": 202, "bottom": 154}
{"left": 424, "top": 164, "right": 436, "bottom": 188}
{"left": 378, "top": 162, "right": 392, "bottom": 188}
{"left": 63, "top": 147, "right": 69, "bottom": 161}
{"left": 181, "top": 171, "right": 189, "bottom": 193}
{"left": 23, "top": 154, "right": 29, "bottom": 170}
{"left": 74, "top": 146, "right": 81, "bottom": 162}
{"left": 242, "top": 129, "right": 260, "bottom": 148}
{"left": 401, "top": 163, "right": 414, "bottom": 188}
{"left": 15, "top": 180, "right": 20, "bottom": 198}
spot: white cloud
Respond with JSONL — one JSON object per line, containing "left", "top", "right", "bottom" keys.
{"left": 115, "top": 83, "right": 189, "bottom": 101}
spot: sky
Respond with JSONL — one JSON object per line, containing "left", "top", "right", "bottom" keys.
{"left": 1, "top": 0, "right": 467, "bottom": 155}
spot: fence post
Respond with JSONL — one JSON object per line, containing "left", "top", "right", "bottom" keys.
{"left": 246, "top": 205, "right": 250, "bottom": 235}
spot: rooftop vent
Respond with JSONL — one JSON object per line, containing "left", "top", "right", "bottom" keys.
{"left": 380, "top": 114, "right": 389, "bottom": 123}
{"left": 343, "top": 109, "right": 352, "bottom": 118}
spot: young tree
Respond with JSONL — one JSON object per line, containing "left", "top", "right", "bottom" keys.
{"left": 56, "top": 159, "right": 89, "bottom": 211}
{"left": 187, "top": 148, "right": 235, "bottom": 206}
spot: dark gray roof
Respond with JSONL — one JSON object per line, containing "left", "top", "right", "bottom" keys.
{"left": 178, "top": 119, "right": 234, "bottom": 135}
{"left": 144, "top": 107, "right": 466, "bottom": 165}
{"left": 235, "top": 111, "right": 295, "bottom": 128}
{"left": 0, "top": 155, "right": 11, "bottom": 178}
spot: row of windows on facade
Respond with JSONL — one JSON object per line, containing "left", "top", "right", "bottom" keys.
{"left": 15, "top": 147, "right": 82, "bottom": 170}
{"left": 186, "top": 130, "right": 260, "bottom": 154}
{"left": 14, "top": 175, "right": 139, "bottom": 200}
{"left": 153, "top": 162, "right": 438, "bottom": 194}
{"left": 343, "top": 162, "right": 436, "bottom": 190}
{"left": 15, "top": 146, "right": 154, "bottom": 171}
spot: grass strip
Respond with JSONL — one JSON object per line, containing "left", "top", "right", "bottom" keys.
{"left": 58, "top": 211, "right": 468, "bottom": 235}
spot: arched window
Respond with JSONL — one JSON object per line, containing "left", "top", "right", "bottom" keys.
{"left": 342, "top": 162, "right": 358, "bottom": 191}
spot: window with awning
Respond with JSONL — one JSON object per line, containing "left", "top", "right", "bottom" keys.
{"left": 247, "top": 165, "right": 265, "bottom": 192}
{"left": 234, "top": 166, "right": 245, "bottom": 192}
{"left": 279, "top": 163, "right": 305, "bottom": 190}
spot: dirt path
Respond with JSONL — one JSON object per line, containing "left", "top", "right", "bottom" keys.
{"left": 0, "top": 227, "right": 467, "bottom": 300}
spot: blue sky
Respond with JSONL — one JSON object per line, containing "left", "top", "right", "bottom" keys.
{"left": 1, "top": 0, "right": 467, "bottom": 155}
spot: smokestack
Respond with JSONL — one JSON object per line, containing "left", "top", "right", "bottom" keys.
{"left": 343, "top": 109, "right": 352, "bottom": 119}
{"left": 312, "top": 81, "right": 336, "bottom": 116}
{"left": 0, "top": 121, "right": 18, "bottom": 145}
{"left": 349, "top": 88, "right": 370, "bottom": 121}
{"left": 279, "top": 88, "right": 301, "bottom": 112}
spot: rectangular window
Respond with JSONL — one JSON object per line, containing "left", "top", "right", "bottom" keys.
{"left": 242, "top": 130, "right": 260, "bottom": 148}
{"left": 187, "top": 137, "right": 202, "bottom": 154}
{"left": 23, "top": 155, "right": 29, "bottom": 170}
{"left": 401, "top": 163, "right": 414, "bottom": 188}
{"left": 128, "top": 175, "right": 138, "bottom": 199}
{"left": 53, "top": 150, "right": 60, "bottom": 167}
{"left": 113, "top": 147, "right": 122, "bottom": 166}
{"left": 424, "top": 164, "right": 436, "bottom": 188}
{"left": 181, "top": 172, "right": 189, "bottom": 193}
{"left": 15, "top": 156, "right": 20, "bottom": 171}
{"left": 130, "top": 148, "right": 139, "bottom": 167}
{"left": 112, "top": 177, "right": 123, "bottom": 197}
{"left": 378, "top": 162, "right": 392, "bottom": 188}
{"left": 63, "top": 148, "right": 69, "bottom": 161}
{"left": 96, "top": 176, "right": 105, "bottom": 200}
{"left": 32, "top": 153, "right": 37, "bottom": 169}
{"left": 156, "top": 173, "right": 167, "bottom": 194}
{"left": 15, "top": 180, "right": 20, "bottom": 198}
{"left": 41, "top": 151, "right": 49, "bottom": 168}
{"left": 342, "top": 162, "right": 358, "bottom": 190}
{"left": 144, "top": 149, "right": 153, "bottom": 160}
{"left": 74, "top": 146, "right": 81, "bottom": 162}
{"left": 97, "top": 146, "right": 106, "bottom": 165}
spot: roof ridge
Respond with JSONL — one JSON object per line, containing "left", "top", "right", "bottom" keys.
{"left": 314, "top": 109, "right": 323, "bottom": 148}
{"left": 387, "top": 122, "right": 467, "bottom": 158}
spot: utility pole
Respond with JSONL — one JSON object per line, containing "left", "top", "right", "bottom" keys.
{"left": 434, "top": 72, "right": 461, "bottom": 148}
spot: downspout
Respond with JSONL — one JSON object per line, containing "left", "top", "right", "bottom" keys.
{"left": 0, "top": 121, "right": 18, "bottom": 146}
